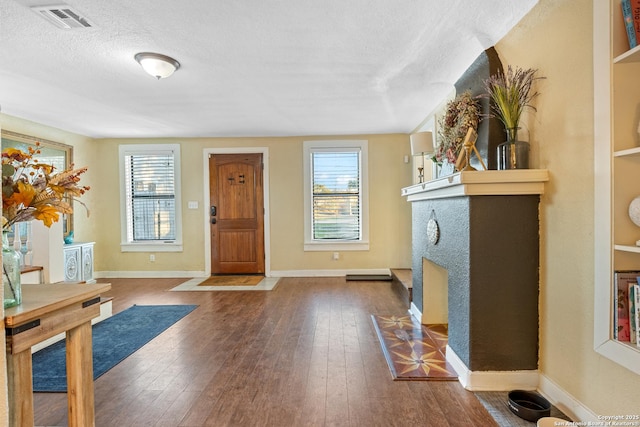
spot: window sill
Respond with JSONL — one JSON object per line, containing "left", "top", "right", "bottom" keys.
{"left": 120, "top": 243, "right": 183, "bottom": 252}
{"left": 304, "top": 241, "right": 369, "bottom": 252}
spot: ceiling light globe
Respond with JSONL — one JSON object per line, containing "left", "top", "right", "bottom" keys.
{"left": 134, "top": 52, "right": 180, "bottom": 80}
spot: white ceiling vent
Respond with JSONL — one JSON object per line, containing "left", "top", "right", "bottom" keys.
{"left": 31, "top": 5, "right": 94, "bottom": 29}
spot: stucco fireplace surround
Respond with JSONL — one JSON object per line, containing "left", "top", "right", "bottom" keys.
{"left": 402, "top": 169, "right": 548, "bottom": 390}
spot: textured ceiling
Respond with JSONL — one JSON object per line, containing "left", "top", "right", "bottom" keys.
{"left": 0, "top": 0, "right": 537, "bottom": 138}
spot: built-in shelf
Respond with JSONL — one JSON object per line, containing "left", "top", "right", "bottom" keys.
{"left": 616, "top": 339, "right": 640, "bottom": 353}
{"left": 614, "top": 244, "right": 640, "bottom": 253}
{"left": 614, "top": 43, "right": 640, "bottom": 63}
{"left": 593, "top": 0, "right": 640, "bottom": 376}
{"left": 614, "top": 146, "right": 640, "bottom": 157}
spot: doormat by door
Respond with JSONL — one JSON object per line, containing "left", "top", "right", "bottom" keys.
{"left": 371, "top": 314, "right": 457, "bottom": 381}
{"left": 197, "top": 275, "right": 264, "bottom": 286}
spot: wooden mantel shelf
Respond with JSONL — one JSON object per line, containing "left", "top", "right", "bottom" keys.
{"left": 401, "top": 169, "right": 549, "bottom": 202}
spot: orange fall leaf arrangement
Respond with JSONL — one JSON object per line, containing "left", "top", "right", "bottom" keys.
{"left": 2, "top": 143, "right": 90, "bottom": 230}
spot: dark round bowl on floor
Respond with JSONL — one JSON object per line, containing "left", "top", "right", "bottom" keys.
{"left": 507, "top": 390, "right": 551, "bottom": 422}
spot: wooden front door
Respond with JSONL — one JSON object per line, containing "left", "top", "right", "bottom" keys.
{"left": 209, "top": 153, "right": 265, "bottom": 274}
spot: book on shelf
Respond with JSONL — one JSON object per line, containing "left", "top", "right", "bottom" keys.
{"left": 622, "top": 0, "right": 638, "bottom": 49}
{"left": 613, "top": 270, "right": 640, "bottom": 341}
{"left": 632, "top": 0, "right": 640, "bottom": 44}
{"left": 629, "top": 282, "right": 638, "bottom": 344}
{"left": 636, "top": 280, "right": 640, "bottom": 347}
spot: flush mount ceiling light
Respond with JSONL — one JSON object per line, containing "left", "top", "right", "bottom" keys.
{"left": 134, "top": 52, "right": 180, "bottom": 80}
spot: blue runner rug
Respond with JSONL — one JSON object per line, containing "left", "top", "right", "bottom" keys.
{"left": 32, "top": 304, "right": 198, "bottom": 392}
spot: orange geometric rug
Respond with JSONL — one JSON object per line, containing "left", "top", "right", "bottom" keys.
{"left": 197, "top": 275, "right": 264, "bottom": 286}
{"left": 371, "top": 314, "right": 457, "bottom": 381}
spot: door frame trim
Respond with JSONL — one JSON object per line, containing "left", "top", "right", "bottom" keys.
{"left": 202, "top": 147, "right": 271, "bottom": 277}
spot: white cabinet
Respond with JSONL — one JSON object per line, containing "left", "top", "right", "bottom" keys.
{"left": 63, "top": 242, "right": 95, "bottom": 283}
{"left": 63, "top": 245, "right": 80, "bottom": 282}
{"left": 81, "top": 243, "right": 94, "bottom": 283}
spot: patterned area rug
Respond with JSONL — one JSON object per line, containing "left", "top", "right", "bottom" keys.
{"left": 197, "top": 275, "right": 264, "bottom": 286}
{"left": 371, "top": 314, "right": 457, "bottom": 380}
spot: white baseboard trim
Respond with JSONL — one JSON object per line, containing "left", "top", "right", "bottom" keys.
{"left": 537, "top": 374, "right": 597, "bottom": 423}
{"left": 269, "top": 268, "right": 391, "bottom": 277}
{"left": 95, "top": 270, "right": 208, "bottom": 279}
{"left": 97, "top": 269, "right": 391, "bottom": 279}
{"left": 409, "top": 302, "right": 422, "bottom": 321}
{"left": 446, "top": 345, "right": 539, "bottom": 391}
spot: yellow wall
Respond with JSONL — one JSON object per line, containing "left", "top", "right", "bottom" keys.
{"left": 497, "top": 0, "right": 639, "bottom": 415}
{"left": 91, "top": 134, "right": 413, "bottom": 274}
{"left": 0, "top": 118, "right": 413, "bottom": 275}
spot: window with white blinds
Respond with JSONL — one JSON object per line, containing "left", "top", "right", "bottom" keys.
{"left": 303, "top": 140, "right": 369, "bottom": 251}
{"left": 119, "top": 144, "right": 182, "bottom": 252}
{"left": 311, "top": 151, "right": 360, "bottom": 240}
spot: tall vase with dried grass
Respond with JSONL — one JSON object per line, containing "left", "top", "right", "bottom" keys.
{"left": 483, "top": 66, "right": 543, "bottom": 169}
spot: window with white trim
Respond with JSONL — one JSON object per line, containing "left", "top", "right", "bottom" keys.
{"left": 119, "top": 144, "right": 183, "bottom": 252}
{"left": 303, "top": 140, "right": 369, "bottom": 251}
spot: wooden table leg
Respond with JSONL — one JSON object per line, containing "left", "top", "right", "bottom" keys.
{"left": 66, "top": 321, "right": 95, "bottom": 427}
{"left": 6, "top": 348, "right": 34, "bottom": 427}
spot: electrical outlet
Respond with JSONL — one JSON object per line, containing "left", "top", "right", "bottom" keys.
{"left": 332, "top": 252, "right": 340, "bottom": 260}
{"left": 150, "top": 254, "right": 155, "bottom": 262}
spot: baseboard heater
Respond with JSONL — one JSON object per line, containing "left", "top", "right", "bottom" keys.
{"left": 345, "top": 274, "right": 393, "bottom": 281}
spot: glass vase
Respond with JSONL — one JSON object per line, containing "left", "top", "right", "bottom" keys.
{"left": 497, "top": 128, "right": 530, "bottom": 170}
{"left": 3, "top": 230, "right": 22, "bottom": 308}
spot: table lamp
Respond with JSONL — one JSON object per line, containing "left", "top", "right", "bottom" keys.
{"left": 410, "top": 131, "right": 434, "bottom": 183}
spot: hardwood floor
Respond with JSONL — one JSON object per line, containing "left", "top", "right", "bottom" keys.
{"left": 33, "top": 277, "right": 498, "bottom": 427}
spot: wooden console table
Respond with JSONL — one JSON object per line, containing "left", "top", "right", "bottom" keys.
{"left": 4, "top": 283, "right": 111, "bottom": 426}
